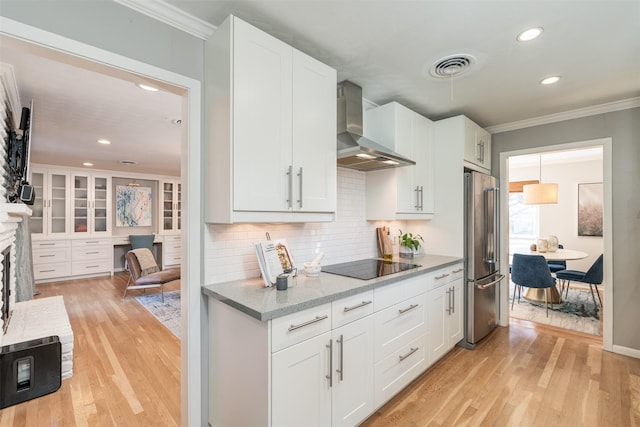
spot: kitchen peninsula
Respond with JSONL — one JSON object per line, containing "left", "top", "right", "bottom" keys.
{"left": 203, "top": 254, "right": 463, "bottom": 427}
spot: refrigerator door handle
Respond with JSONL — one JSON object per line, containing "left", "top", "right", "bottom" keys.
{"left": 475, "top": 273, "right": 505, "bottom": 289}
{"left": 483, "top": 187, "right": 500, "bottom": 265}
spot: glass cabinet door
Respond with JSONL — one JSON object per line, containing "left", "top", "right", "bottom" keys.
{"left": 73, "top": 175, "right": 89, "bottom": 234}
{"left": 49, "top": 172, "right": 69, "bottom": 235}
{"left": 163, "top": 182, "right": 174, "bottom": 231}
{"left": 177, "top": 183, "right": 181, "bottom": 231}
{"left": 30, "top": 171, "right": 45, "bottom": 235}
{"left": 93, "top": 176, "right": 108, "bottom": 233}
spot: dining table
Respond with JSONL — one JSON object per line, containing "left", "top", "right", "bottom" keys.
{"left": 513, "top": 248, "right": 588, "bottom": 304}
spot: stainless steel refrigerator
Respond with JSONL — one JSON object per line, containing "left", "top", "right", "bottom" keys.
{"left": 462, "top": 171, "right": 504, "bottom": 348}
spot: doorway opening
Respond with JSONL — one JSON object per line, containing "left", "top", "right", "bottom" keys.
{"left": 505, "top": 146, "right": 604, "bottom": 337}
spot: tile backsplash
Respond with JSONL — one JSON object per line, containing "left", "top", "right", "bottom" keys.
{"left": 204, "top": 167, "right": 405, "bottom": 284}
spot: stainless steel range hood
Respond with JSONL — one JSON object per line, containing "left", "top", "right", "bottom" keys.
{"left": 337, "top": 81, "right": 415, "bottom": 171}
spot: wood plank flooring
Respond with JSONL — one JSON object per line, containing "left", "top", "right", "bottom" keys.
{"left": 362, "top": 318, "right": 640, "bottom": 427}
{"left": 0, "top": 274, "right": 181, "bottom": 426}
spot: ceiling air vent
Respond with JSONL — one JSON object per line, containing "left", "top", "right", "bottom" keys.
{"left": 429, "top": 54, "right": 476, "bottom": 78}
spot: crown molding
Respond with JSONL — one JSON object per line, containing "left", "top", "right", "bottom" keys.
{"left": 487, "top": 97, "right": 640, "bottom": 134}
{"left": 0, "top": 63, "right": 22, "bottom": 121}
{"left": 114, "top": 0, "right": 216, "bottom": 40}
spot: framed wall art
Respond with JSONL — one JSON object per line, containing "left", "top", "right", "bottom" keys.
{"left": 116, "top": 185, "right": 153, "bottom": 227}
{"left": 577, "top": 182, "right": 603, "bottom": 237}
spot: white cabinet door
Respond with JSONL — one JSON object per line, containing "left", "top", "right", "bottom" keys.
{"left": 463, "top": 117, "right": 491, "bottom": 173}
{"left": 292, "top": 49, "right": 337, "bottom": 213}
{"left": 331, "top": 316, "right": 374, "bottom": 427}
{"left": 448, "top": 277, "right": 464, "bottom": 345}
{"left": 272, "top": 331, "right": 332, "bottom": 427}
{"left": 71, "top": 173, "right": 111, "bottom": 236}
{"left": 30, "top": 169, "right": 70, "bottom": 238}
{"left": 427, "top": 285, "right": 448, "bottom": 363}
{"left": 233, "top": 17, "right": 293, "bottom": 212}
{"left": 159, "top": 180, "right": 181, "bottom": 232}
{"left": 365, "top": 102, "right": 434, "bottom": 219}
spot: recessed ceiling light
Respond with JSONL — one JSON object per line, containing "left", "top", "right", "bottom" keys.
{"left": 97, "top": 139, "right": 111, "bottom": 145}
{"left": 83, "top": 162, "right": 94, "bottom": 167}
{"left": 541, "top": 76, "right": 561, "bottom": 85}
{"left": 517, "top": 27, "right": 544, "bottom": 42}
{"left": 137, "top": 83, "right": 159, "bottom": 92}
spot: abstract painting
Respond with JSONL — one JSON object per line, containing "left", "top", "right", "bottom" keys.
{"left": 578, "top": 183, "right": 603, "bottom": 237}
{"left": 116, "top": 185, "right": 152, "bottom": 227}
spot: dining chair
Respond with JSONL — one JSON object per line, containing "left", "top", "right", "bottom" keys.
{"left": 547, "top": 244, "right": 566, "bottom": 273}
{"left": 555, "top": 254, "right": 603, "bottom": 308}
{"left": 511, "top": 253, "right": 557, "bottom": 316}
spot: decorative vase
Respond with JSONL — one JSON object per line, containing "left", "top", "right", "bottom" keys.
{"left": 399, "top": 246, "right": 414, "bottom": 258}
{"left": 536, "top": 238, "right": 549, "bottom": 253}
{"left": 545, "top": 235, "right": 559, "bottom": 252}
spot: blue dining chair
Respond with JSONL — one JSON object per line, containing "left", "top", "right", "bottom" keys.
{"left": 511, "top": 253, "right": 557, "bottom": 317}
{"left": 547, "top": 244, "right": 566, "bottom": 273}
{"left": 555, "top": 254, "right": 603, "bottom": 308}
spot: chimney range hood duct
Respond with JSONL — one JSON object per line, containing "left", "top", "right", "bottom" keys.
{"left": 337, "top": 81, "right": 415, "bottom": 171}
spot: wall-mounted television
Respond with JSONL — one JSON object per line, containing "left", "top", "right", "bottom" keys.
{"left": 6, "top": 100, "right": 35, "bottom": 205}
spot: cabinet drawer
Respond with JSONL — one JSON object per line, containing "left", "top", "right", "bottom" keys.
{"left": 430, "top": 264, "right": 464, "bottom": 291}
{"left": 71, "top": 259, "right": 111, "bottom": 276}
{"left": 374, "top": 293, "right": 427, "bottom": 363}
{"left": 374, "top": 275, "right": 430, "bottom": 312}
{"left": 332, "top": 290, "right": 374, "bottom": 329}
{"left": 72, "top": 238, "right": 112, "bottom": 247}
{"left": 374, "top": 333, "right": 428, "bottom": 408}
{"left": 271, "top": 303, "right": 332, "bottom": 353}
{"left": 33, "top": 248, "right": 70, "bottom": 265}
{"left": 34, "top": 262, "right": 71, "bottom": 281}
{"left": 31, "top": 239, "right": 70, "bottom": 250}
{"left": 164, "top": 253, "right": 181, "bottom": 266}
{"left": 72, "top": 245, "right": 112, "bottom": 261}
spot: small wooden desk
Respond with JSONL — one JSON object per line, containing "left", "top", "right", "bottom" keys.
{"left": 515, "top": 249, "right": 588, "bottom": 304}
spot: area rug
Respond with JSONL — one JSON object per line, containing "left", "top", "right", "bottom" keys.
{"left": 135, "top": 290, "right": 181, "bottom": 339}
{"left": 509, "top": 282, "right": 601, "bottom": 336}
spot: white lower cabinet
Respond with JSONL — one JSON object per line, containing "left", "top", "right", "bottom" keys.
{"left": 427, "top": 265, "right": 464, "bottom": 363}
{"left": 32, "top": 239, "right": 71, "bottom": 281}
{"left": 208, "top": 263, "right": 464, "bottom": 427}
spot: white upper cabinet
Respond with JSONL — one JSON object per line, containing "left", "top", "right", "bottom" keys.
{"left": 159, "top": 180, "right": 181, "bottom": 233}
{"left": 205, "top": 15, "right": 336, "bottom": 223}
{"left": 462, "top": 116, "right": 491, "bottom": 173}
{"left": 365, "top": 102, "right": 434, "bottom": 220}
{"left": 30, "top": 168, "right": 70, "bottom": 238}
{"left": 71, "top": 173, "right": 111, "bottom": 236}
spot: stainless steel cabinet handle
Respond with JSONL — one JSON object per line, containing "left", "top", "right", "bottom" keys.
{"left": 420, "top": 186, "right": 424, "bottom": 211}
{"left": 336, "top": 334, "right": 344, "bottom": 381}
{"left": 39, "top": 243, "right": 56, "bottom": 246}
{"left": 288, "top": 315, "right": 328, "bottom": 332}
{"left": 446, "top": 288, "right": 452, "bottom": 314}
{"left": 326, "top": 339, "right": 333, "bottom": 387}
{"left": 343, "top": 300, "right": 373, "bottom": 312}
{"left": 286, "top": 165, "right": 293, "bottom": 208}
{"left": 40, "top": 269, "right": 56, "bottom": 273}
{"left": 453, "top": 268, "right": 464, "bottom": 274}
{"left": 85, "top": 265, "right": 99, "bottom": 269}
{"left": 399, "top": 347, "right": 419, "bottom": 362}
{"left": 39, "top": 254, "right": 55, "bottom": 258}
{"left": 398, "top": 303, "right": 419, "bottom": 315}
{"left": 451, "top": 286, "right": 455, "bottom": 314}
{"left": 414, "top": 186, "right": 420, "bottom": 210}
{"left": 85, "top": 251, "right": 99, "bottom": 255}
{"left": 435, "top": 273, "right": 450, "bottom": 280}
{"left": 297, "top": 167, "right": 303, "bottom": 209}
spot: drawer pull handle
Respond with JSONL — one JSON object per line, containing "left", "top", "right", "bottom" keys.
{"left": 288, "top": 315, "right": 328, "bottom": 332}
{"left": 86, "top": 265, "right": 100, "bottom": 269}
{"left": 39, "top": 254, "right": 55, "bottom": 258}
{"left": 435, "top": 273, "right": 450, "bottom": 280}
{"left": 86, "top": 241, "right": 100, "bottom": 244}
{"left": 399, "top": 347, "right": 419, "bottom": 362}
{"left": 39, "top": 243, "right": 56, "bottom": 246}
{"left": 398, "top": 303, "right": 419, "bottom": 315}
{"left": 40, "top": 269, "right": 56, "bottom": 273}
{"left": 86, "top": 251, "right": 100, "bottom": 254}
{"left": 452, "top": 268, "right": 464, "bottom": 273}
{"left": 343, "top": 300, "right": 373, "bottom": 312}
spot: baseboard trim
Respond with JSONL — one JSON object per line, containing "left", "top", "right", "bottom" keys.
{"left": 612, "top": 344, "right": 640, "bottom": 359}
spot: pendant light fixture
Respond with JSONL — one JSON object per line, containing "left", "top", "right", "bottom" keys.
{"left": 523, "top": 154, "right": 558, "bottom": 204}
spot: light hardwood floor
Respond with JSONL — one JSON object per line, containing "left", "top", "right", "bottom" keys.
{"left": 363, "top": 318, "right": 640, "bottom": 427}
{"left": 2, "top": 275, "right": 638, "bottom": 426}
{"left": 0, "top": 273, "right": 181, "bottom": 426}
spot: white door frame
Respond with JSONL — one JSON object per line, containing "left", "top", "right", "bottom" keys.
{"left": 499, "top": 137, "right": 613, "bottom": 351}
{"left": 0, "top": 17, "right": 205, "bottom": 425}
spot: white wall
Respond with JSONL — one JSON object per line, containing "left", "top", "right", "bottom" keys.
{"left": 204, "top": 167, "right": 409, "bottom": 284}
{"left": 509, "top": 157, "right": 603, "bottom": 271}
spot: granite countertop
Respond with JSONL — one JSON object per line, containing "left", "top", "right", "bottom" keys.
{"left": 202, "top": 254, "right": 463, "bottom": 321}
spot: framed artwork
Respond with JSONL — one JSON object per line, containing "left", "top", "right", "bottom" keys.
{"left": 116, "top": 185, "right": 153, "bottom": 227}
{"left": 578, "top": 182, "right": 603, "bottom": 237}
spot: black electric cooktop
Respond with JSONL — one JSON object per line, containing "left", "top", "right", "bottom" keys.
{"left": 322, "top": 258, "right": 421, "bottom": 280}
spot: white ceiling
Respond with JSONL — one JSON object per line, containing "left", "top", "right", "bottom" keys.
{"left": 1, "top": 1, "right": 639, "bottom": 176}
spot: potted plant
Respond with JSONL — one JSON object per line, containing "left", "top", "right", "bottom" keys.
{"left": 398, "top": 230, "right": 424, "bottom": 258}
